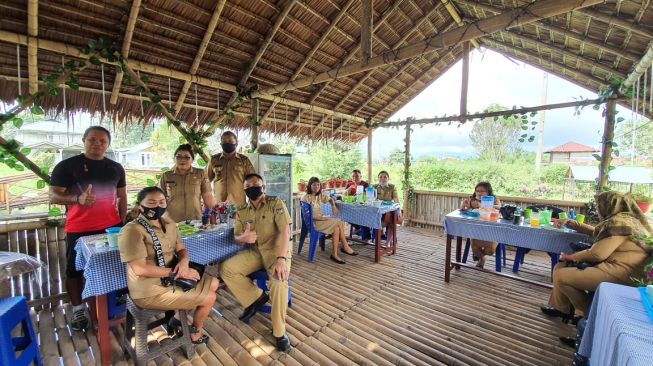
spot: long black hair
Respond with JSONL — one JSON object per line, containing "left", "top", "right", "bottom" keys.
{"left": 471, "top": 181, "right": 494, "bottom": 199}
{"left": 306, "top": 176, "right": 321, "bottom": 195}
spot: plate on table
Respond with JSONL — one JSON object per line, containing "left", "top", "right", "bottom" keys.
{"left": 87, "top": 236, "right": 108, "bottom": 246}
{"left": 178, "top": 225, "right": 199, "bottom": 237}
{"left": 460, "top": 210, "right": 480, "bottom": 217}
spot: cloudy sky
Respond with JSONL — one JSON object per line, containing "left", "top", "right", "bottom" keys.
{"left": 359, "top": 48, "right": 635, "bottom": 160}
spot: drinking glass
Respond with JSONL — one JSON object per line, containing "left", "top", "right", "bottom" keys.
{"left": 530, "top": 218, "right": 540, "bottom": 227}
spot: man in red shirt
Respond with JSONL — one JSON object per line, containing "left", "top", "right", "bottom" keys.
{"left": 344, "top": 169, "right": 369, "bottom": 196}
{"left": 49, "top": 126, "right": 127, "bottom": 331}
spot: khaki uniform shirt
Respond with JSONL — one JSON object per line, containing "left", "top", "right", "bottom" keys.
{"left": 207, "top": 153, "right": 256, "bottom": 206}
{"left": 159, "top": 167, "right": 211, "bottom": 222}
{"left": 118, "top": 216, "right": 180, "bottom": 299}
{"left": 374, "top": 183, "right": 399, "bottom": 202}
{"left": 234, "top": 196, "right": 291, "bottom": 255}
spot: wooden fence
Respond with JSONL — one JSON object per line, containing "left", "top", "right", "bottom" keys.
{"left": 406, "top": 190, "right": 588, "bottom": 230}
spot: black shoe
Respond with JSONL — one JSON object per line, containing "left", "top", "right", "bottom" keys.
{"left": 275, "top": 332, "right": 292, "bottom": 352}
{"left": 71, "top": 309, "right": 89, "bottom": 331}
{"left": 559, "top": 336, "right": 577, "bottom": 349}
{"left": 540, "top": 306, "right": 572, "bottom": 320}
{"left": 239, "top": 292, "right": 269, "bottom": 323}
{"left": 330, "top": 255, "right": 346, "bottom": 264}
{"left": 340, "top": 248, "right": 359, "bottom": 256}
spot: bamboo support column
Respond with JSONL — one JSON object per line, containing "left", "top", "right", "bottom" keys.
{"left": 403, "top": 122, "right": 412, "bottom": 223}
{"left": 361, "top": 0, "right": 373, "bottom": 64}
{"left": 367, "top": 129, "right": 373, "bottom": 182}
{"left": 27, "top": 0, "right": 38, "bottom": 94}
{"left": 460, "top": 41, "right": 470, "bottom": 119}
{"left": 250, "top": 99, "right": 259, "bottom": 152}
{"left": 598, "top": 97, "right": 617, "bottom": 190}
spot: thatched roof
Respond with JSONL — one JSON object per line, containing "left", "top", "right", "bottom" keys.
{"left": 0, "top": 0, "right": 652, "bottom": 143}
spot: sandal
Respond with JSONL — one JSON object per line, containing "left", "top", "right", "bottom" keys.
{"left": 340, "top": 248, "right": 359, "bottom": 256}
{"left": 191, "top": 333, "right": 209, "bottom": 345}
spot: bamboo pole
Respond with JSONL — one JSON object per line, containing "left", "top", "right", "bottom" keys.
{"left": 367, "top": 129, "right": 373, "bottom": 182}
{"left": 27, "top": 0, "right": 38, "bottom": 94}
{"left": 403, "top": 122, "right": 411, "bottom": 223}
{"left": 619, "top": 41, "right": 653, "bottom": 94}
{"left": 250, "top": 98, "right": 259, "bottom": 152}
{"left": 173, "top": 0, "right": 226, "bottom": 116}
{"left": 0, "top": 30, "right": 365, "bottom": 125}
{"left": 109, "top": 0, "right": 141, "bottom": 105}
{"left": 460, "top": 41, "right": 470, "bottom": 118}
{"left": 378, "top": 97, "right": 609, "bottom": 128}
{"left": 252, "top": 0, "right": 603, "bottom": 97}
{"left": 360, "top": 0, "right": 373, "bottom": 64}
{"left": 598, "top": 96, "right": 616, "bottom": 190}
{"left": 576, "top": 7, "right": 653, "bottom": 39}
{"left": 453, "top": 0, "right": 640, "bottom": 62}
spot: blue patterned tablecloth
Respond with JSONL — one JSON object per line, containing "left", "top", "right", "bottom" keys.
{"left": 320, "top": 202, "right": 400, "bottom": 229}
{"left": 578, "top": 282, "right": 653, "bottom": 366}
{"left": 75, "top": 226, "right": 244, "bottom": 299}
{"left": 443, "top": 210, "right": 587, "bottom": 253}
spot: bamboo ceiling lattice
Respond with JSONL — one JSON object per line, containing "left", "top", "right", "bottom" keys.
{"left": 1, "top": 0, "right": 652, "bottom": 142}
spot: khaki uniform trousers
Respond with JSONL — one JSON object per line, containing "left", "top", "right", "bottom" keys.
{"left": 548, "top": 263, "right": 623, "bottom": 314}
{"left": 471, "top": 239, "right": 497, "bottom": 258}
{"left": 221, "top": 246, "right": 291, "bottom": 337}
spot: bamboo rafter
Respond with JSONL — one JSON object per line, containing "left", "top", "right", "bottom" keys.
{"left": 109, "top": 0, "right": 141, "bottom": 105}
{"left": 27, "top": 0, "right": 38, "bottom": 94}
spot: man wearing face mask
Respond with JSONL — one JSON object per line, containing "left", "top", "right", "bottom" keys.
{"left": 207, "top": 131, "right": 256, "bottom": 206}
{"left": 220, "top": 173, "right": 293, "bottom": 352}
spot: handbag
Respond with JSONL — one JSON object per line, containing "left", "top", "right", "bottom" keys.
{"left": 135, "top": 217, "right": 205, "bottom": 292}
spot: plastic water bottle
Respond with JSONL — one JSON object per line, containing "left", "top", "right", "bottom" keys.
{"left": 568, "top": 208, "right": 576, "bottom": 220}
{"left": 513, "top": 207, "right": 522, "bottom": 225}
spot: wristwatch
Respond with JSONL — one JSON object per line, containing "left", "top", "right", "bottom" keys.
{"left": 276, "top": 256, "right": 287, "bottom": 261}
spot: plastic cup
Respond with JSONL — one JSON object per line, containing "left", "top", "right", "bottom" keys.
{"left": 557, "top": 212, "right": 567, "bottom": 220}
{"left": 523, "top": 208, "right": 532, "bottom": 219}
{"left": 576, "top": 214, "right": 586, "bottom": 224}
{"left": 489, "top": 211, "right": 499, "bottom": 221}
{"left": 106, "top": 227, "right": 121, "bottom": 248}
{"left": 530, "top": 218, "right": 540, "bottom": 228}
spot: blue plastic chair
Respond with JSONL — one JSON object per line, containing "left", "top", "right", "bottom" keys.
{"left": 108, "top": 288, "right": 129, "bottom": 320}
{"left": 461, "top": 238, "right": 507, "bottom": 272}
{"left": 513, "top": 205, "right": 565, "bottom": 272}
{"left": 0, "top": 296, "right": 42, "bottom": 366}
{"left": 297, "top": 201, "right": 326, "bottom": 262}
{"left": 247, "top": 269, "right": 292, "bottom": 315}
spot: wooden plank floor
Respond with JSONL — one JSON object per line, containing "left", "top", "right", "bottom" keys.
{"left": 34, "top": 227, "right": 576, "bottom": 366}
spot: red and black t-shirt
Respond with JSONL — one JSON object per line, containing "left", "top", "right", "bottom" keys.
{"left": 50, "top": 154, "right": 126, "bottom": 233}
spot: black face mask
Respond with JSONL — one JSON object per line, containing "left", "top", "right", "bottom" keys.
{"left": 245, "top": 186, "right": 263, "bottom": 201}
{"left": 221, "top": 143, "right": 237, "bottom": 153}
{"left": 142, "top": 206, "right": 166, "bottom": 220}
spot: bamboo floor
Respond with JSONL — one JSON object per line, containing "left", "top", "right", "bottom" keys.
{"left": 34, "top": 226, "right": 575, "bottom": 366}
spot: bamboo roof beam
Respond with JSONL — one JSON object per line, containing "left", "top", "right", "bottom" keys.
{"left": 575, "top": 8, "right": 653, "bottom": 39}
{"left": 252, "top": 0, "right": 604, "bottom": 97}
{"left": 483, "top": 38, "right": 610, "bottom": 87}
{"left": 285, "top": 0, "right": 407, "bottom": 127}
{"left": 173, "top": 0, "right": 226, "bottom": 117}
{"left": 351, "top": 60, "right": 415, "bottom": 115}
{"left": 0, "top": 30, "right": 365, "bottom": 125}
{"left": 502, "top": 30, "right": 626, "bottom": 79}
{"left": 27, "top": 0, "right": 38, "bottom": 94}
{"left": 257, "top": 0, "right": 356, "bottom": 126}
{"left": 378, "top": 97, "right": 609, "bottom": 127}
{"left": 619, "top": 41, "right": 653, "bottom": 94}
{"left": 109, "top": 0, "right": 141, "bottom": 105}
{"left": 360, "top": 0, "right": 373, "bottom": 63}
{"left": 453, "top": 0, "right": 640, "bottom": 62}
{"left": 313, "top": 3, "right": 448, "bottom": 130}
{"left": 439, "top": 0, "right": 479, "bottom": 49}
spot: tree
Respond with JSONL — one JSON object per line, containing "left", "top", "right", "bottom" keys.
{"left": 111, "top": 122, "right": 155, "bottom": 148}
{"left": 150, "top": 123, "right": 183, "bottom": 165}
{"left": 385, "top": 148, "right": 405, "bottom": 164}
{"left": 302, "top": 142, "right": 364, "bottom": 180}
{"left": 616, "top": 119, "right": 653, "bottom": 160}
{"left": 469, "top": 104, "right": 523, "bottom": 161}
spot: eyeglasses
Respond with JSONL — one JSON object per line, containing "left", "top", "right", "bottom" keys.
{"left": 175, "top": 156, "right": 192, "bottom": 160}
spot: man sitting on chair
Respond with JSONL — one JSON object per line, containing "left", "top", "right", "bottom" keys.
{"left": 220, "top": 173, "right": 292, "bottom": 352}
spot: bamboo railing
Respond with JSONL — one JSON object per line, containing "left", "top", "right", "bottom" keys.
{"left": 406, "top": 190, "right": 588, "bottom": 230}
{"left": 0, "top": 213, "right": 67, "bottom": 308}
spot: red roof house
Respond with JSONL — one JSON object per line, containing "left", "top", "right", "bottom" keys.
{"left": 545, "top": 142, "right": 599, "bottom": 164}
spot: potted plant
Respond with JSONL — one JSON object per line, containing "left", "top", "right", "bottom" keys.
{"left": 297, "top": 180, "right": 307, "bottom": 192}
{"left": 632, "top": 193, "right": 652, "bottom": 213}
{"left": 632, "top": 234, "right": 653, "bottom": 286}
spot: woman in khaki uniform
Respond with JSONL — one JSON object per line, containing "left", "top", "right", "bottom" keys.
{"left": 373, "top": 170, "right": 403, "bottom": 247}
{"left": 541, "top": 190, "right": 652, "bottom": 318}
{"left": 459, "top": 181, "right": 502, "bottom": 268}
{"left": 159, "top": 144, "right": 215, "bottom": 222}
{"left": 118, "top": 186, "right": 219, "bottom": 344}
{"left": 301, "top": 177, "right": 357, "bottom": 264}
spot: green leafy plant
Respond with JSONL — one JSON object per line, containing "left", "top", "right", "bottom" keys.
{"left": 631, "top": 234, "right": 653, "bottom": 286}
{"left": 632, "top": 193, "right": 653, "bottom": 203}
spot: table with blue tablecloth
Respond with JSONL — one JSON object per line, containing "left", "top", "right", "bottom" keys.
{"left": 443, "top": 210, "right": 587, "bottom": 285}
{"left": 75, "top": 226, "right": 244, "bottom": 366}
{"left": 578, "top": 282, "right": 653, "bottom": 366}
{"left": 322, "top": 201, "right": 401, "bottom": 262}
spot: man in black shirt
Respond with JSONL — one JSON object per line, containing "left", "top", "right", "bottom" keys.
{"left": 49, "top": 126, "right": 127, "bottom": 331}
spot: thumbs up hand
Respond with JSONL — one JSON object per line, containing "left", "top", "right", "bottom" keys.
{"left": 77, "top": 184, "right": 96, "bottom": 207}
{"left": 242, "top": 222, "right": 257, "bottom": 244}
